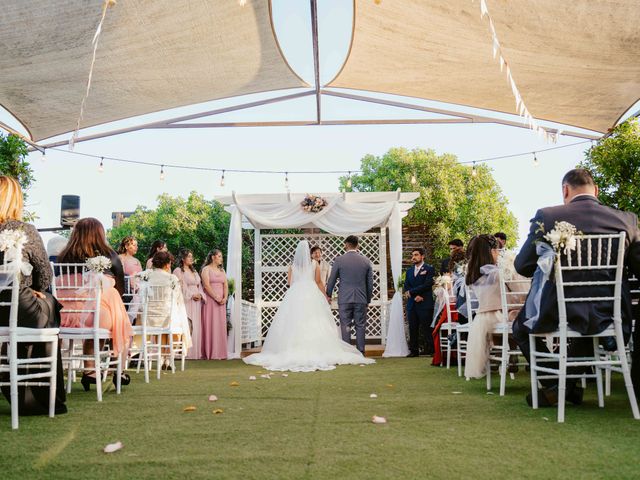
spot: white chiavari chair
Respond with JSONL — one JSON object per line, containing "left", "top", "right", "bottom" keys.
{"left": 455, "top": 283, "right": 478, "bottom": 377}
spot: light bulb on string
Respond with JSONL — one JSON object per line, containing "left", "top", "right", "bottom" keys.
{"left": 284, "top": 172, "right": 289, "bottom": 191}
{"left": 238, "top": 0, "right": 247, "bottom": 5}
{"left": 533, "top": 152, "right": 539, "bottom": 167}
{"left": 98, "top": 157, "right": 104, "bottom": 173}
{"left": 410, "top": 173, "right": 417, "bottom": 186}
{"left": 41, "top": 148, "right": 46, "bottom": 162}
{"left": 471, "top": 162, "right": 477, "bottom": 177}
{"left": 346, "top": 172, "right": 352, "bottom": 189}
{"left": 220, "top": 170, "right": 225, "bottom": 187}
{"left": 160, "top": 165, "right": 165, "bottom": 181}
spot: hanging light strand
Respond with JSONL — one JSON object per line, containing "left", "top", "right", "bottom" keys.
{"left": 160, "top": 165, "right": 165, "bottom": 181}
{"left": 98, "top": 157, "right": 104, "bottom": 173}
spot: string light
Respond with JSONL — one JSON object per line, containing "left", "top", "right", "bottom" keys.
{"left": 98, "top": 157, "right": 104, "bottom": 173}
{"left": 284, "top": 172, "right": 289, "bottom": 190}
{"left": 346, "top": 172, "right": 352, "bottom": 188}
{"left": 471, "top": 161, "right": 477, "bottom": 177}
{"left": 238, "top": 0, "right": 247, "bottom": 6}
{"left": 41, "top": 148, "right": 46, "bottom": 162}
{"left": 160, "top": 165, "right": 165, "bottom": 181}
{"left": 410, "top": 173, "right": 417, "bottom": 185}
{"left": 220, "top": 170, "right": 225, "bottom": 187}
{"left": 532, "top": 152, "right": 539, "bottom": 167}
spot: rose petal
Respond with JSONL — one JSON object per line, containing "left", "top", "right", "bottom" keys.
{"left": 260, "top": 374, "right": 271, "bottom": 379}
{"left": 359, "top": 364, "right": 365, "bottom": 367}
{"left": 386, "top": 384, "right": 394, "bottom": 388}
{"left": 451, "top": 391, "right": 462, "bottom": 395}
{"left": 249, "top": 376, "right": 257, "bottom": 381}
{"left": 183, "top": 406, "right": 197, "bottom": 412}
{"left": 370, "top": 393, "right": 378, "bottom": 399}
{"left": 208, "top": 395, "right": 218, "bottom": 402}
{"left": 371, "top": 415, "right": 387, "bottom": 424}
{"left": 281, "top": 373, "right": 289, "bottom": 377}
{"left": 213, "top": 409, "right": 224, "bottom": 415}
{"left": 229, "top": 381, "right": 239, "bottom": 387}
{"left": 103, "top": 441, "right": 123, "bottom": 453}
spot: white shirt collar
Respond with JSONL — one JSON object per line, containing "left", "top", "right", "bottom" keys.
{"left": 571, "top": 193, "right": 597, "bottom": 201}
{"left": 414, "top": 262, "right": 424, "bottom": 271}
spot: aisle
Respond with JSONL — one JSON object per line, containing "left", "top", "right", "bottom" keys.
{"left": 1, "top": 359, "right": 639, "bottom": 479}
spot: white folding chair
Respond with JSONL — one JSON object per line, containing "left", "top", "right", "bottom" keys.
{"left": 0, "top": 263, "right": 59, "bottom": 429}
{"left": 456, "top": 283, "right": 478, "bottom": 377}
{"left": 438, "top": 285, "right": 459, "bottom": 369}
{"left": 484, "top": 273, "right": 531, "bottom": 396}
{"left": 53, "top": 263, "right": 123, "bottom": 401}
{"left": 529, "top": 232, "right": 640, "bottom": 423}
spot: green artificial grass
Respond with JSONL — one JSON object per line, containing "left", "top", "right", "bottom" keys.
{"left": 1, "top": 358, "right": 640, "bottom": 479}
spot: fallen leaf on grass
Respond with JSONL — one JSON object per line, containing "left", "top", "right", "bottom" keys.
{"left": 183, "top": 406, "right": 197, "bottom": 412}
{"left": 229, "top": 381, "right": 240, "bottom": 387}
{"left": 212, "top": 409, "right": 224, "bottom": 415}
{"left": 370, "top": 393, "right": 378, "bottom": 399}
{"left": 103, "top": 442, "right": 123, "bottom": 453}
{"left": 208, "top": 395, "right": 218, "bottom": 402}
{"left": 386, "top": 384, "right": 394, "bottom": 388}
{"left": 542, "top": 417, "right": 549, "bottom": 421}
{"left": 371, "top": 416, "right": 387, "bottom": 424}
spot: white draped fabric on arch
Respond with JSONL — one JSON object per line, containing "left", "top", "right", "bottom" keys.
{"left": 215, "top": 191, "right": 418, "bottom": 359}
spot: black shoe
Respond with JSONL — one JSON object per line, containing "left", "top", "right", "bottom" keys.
{"left": 80, "top": 374, "right": 96, "bottom": 392}
{"left": 406, "top": 352, "right": 419, "bottom": 358}
{"left": 113, "top": 373, "right": 131, "bottom": 386}
{"left": 526, "top": 385, "right": 584, "bottom": 407}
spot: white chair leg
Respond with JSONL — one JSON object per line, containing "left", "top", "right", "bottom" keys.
{"left": 594, "top": 339, "right": 604, "bottom": 408}
{"left": 616, "top": 331, "right": 640, "bottom": 419}
{"left": 499, "top": 345, "right": 508, "bottom": 397}
{"left": 446, "top": 334, "right": 451, "bottom": 369}
{"left": 181, "top": 339, "right": 186, "bottom": 372}
{"left": 66, "top": 339, "right": 74, "bottom": 394}
{"left": 9, "top": 342, "right": 19, "bottom": 430}
{"left": 49, "top": 339, "right": 58, "bottom": 418}
{"left": 94, "top": 341, "right": 103, "bottom": 402}
{"left": 115, "top": 352, "right": 122, "bottom": 395}
{"left": 156, "top": 336, "right": 162, "bottom": 380}
{"left": 142, "top": 338, "right": 149, "bottom": 383}
{"left": 170, "top": 336, "right": 175, "bottom": 374}
{"left": 581, "top": 377, "right": 587, "bottom": 390}
{"left": 529, "top": 335, "right": 539, "bottom": 409}
{"left": 557, "top": 340, "right": 567, "bottom": 423}
{"left": 486, "top": 359, "right": 492, "bottom": 391}
{"left": 457, "top": 335, "right": 463, "bottom": 377}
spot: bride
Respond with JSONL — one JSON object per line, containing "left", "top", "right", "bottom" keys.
{"left": 243, "top": 240, "right": 374, "bottom": 372}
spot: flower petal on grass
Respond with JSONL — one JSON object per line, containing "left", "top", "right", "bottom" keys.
{"left": 371, "top": 415, "right": 387, "bottom": 424}
{"left": 370, "top": 393, "right": 378, "bottom": 399}
{"left": 249, "top": 376, "right": 257, "bottom": 381}
{"left": 213, "top": 409, "right": 224, "bottom": 415}
{"left": 103, "top": 441, "right": 123, "bottom": 453}
{"left": 451, "top": 391, "right": 462, "bottom": 395}
{"left": 208, "top": 395, "right": 218, "bottom": 402}
{"left": 386, "top": 384, "right": 394, "bottom": 388}
{"left": 260, "top": 374, "right": 271, "bottom": 380}
{"left": 281, "top": 373, "right": 289, "bottom": 377}
{"left": 229, "top": 381, "right": 240, "bottom": 387}
{"left": 183, "top": 406, "right": 197, "bottom": 412}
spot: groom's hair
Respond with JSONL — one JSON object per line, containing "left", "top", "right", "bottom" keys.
{"left": 345, "top": 235, "right": 359, "bottom": 249}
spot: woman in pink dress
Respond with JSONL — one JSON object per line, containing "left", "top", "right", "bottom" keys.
{"left": 145, "top": 240, "right": 168, "bottom": 269}
{"left": 118, "top": 236, "right": 143, "bottom": 302}
{"left": 201, "top": 250, "right": 228, "bottom": 360}
{"left": 173, "top": 249, "right": 206, "bottom": 359}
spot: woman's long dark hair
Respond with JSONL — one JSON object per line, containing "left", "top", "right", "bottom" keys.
{"left": 58, "top": 217, "right": 114, "bottom": 263}
{"left": 202, "top": 249, "right": 223, "bottom": 272}
{"left": 177, "top": 249, "right": 195, "bottom": 273}
{"left": 465, "top": 234, "right": 499, "bottom": 285}
{"left": 147, "top": 240, "right": 167, "bottom": 261}
{"left": 117, "top": 236, "right": 136, "bottom": 255}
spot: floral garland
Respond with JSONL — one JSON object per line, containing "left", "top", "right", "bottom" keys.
{"left": 300, "top": 194, "right": 328, "bottom": 213}
{"left": 85, "top": 255, "right": 112, "bottom": 273}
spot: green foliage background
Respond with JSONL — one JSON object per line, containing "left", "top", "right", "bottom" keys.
{"left": 579, "top": 118, "right": 640, "bottom": 216}
{"left": 0, "top": 133, "right": 36, "bottom": 220}
{"left": 340, "top": 147, "right": 519, "bottom": 261}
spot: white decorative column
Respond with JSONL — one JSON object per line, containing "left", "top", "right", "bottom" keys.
{"left": 379, "top": 228, "right": 388, "bottom": 345}
{"left": 253, "top": 228, "right": 262, "bottom": 347}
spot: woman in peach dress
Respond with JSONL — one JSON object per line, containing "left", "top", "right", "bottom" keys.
{"left": 56, "top": 218, "right": 133, "bottom": 390}
{"left": 201, "top": 250, "right": 228, "bottom": 360}
{"left": 174, "top": 249, "right": 206, "bottom": 359}
{"left": 118, "top": 236, "right": 143, "bottom": 308}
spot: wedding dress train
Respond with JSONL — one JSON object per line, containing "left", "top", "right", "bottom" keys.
{"left": 243, "top": 241, "right": 374, "bottom": 372}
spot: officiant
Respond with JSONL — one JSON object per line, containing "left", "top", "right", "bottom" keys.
{"left": 403, "top": 248, "right": 436, "bottom": 357}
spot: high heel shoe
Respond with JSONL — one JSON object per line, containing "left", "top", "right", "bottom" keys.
{"left": 113, "top": 373, "right": 131, "bottom": 386}
{"left": 81, "top": 374, "right": 97, "bottom": 392}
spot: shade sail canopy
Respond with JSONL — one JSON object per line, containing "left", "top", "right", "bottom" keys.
{"left": 329, "top": 0, "right": 640, "bottom": 133}
{"left": 0, "top": 0, "right": 306, "bottom": 141}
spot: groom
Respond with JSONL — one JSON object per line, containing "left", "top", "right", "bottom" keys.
{"left": 326, "top": 235, "right": 373, "bottom": 354}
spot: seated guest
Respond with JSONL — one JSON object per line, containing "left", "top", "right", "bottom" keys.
{"left": 118, "top": 236, "right": 142, "bottom": 306}
{"left": 449, "top": 249, "right": 468, "bottom": 324}
{"left": 494, "top": 232, "right": 507, "bottom": 249}
{"left": 513, "top": 168, "right": 640, "bottom": 406}
{"left": 173, "top": 249, "right": 205, "bottom": 359}
{"left": 145, "top": 240, "right": 168, "bottom": 269}
{"left": 56, "top": 218, "right": 132, "bottom": 390}
{"left": 141, "top": 251, "right": 192, "bottom": 368}
{"left": 47, "top": 235, "right": 68, "bottom": 264}
{"left": 0, "top": 176, "right": 67, "bottom": 415}
{"left": 440, "top": 239, "right": 464, "bottom": 274}
{"left": 464, "top": 235, "right": 503, "bottom": 379}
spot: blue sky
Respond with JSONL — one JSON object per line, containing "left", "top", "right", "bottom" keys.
{"left": 1, "top": 0, "right": 620, "bottom": 248}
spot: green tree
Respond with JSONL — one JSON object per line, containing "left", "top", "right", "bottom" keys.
{"left": 0, "top": 133, "right": 36, "bottom": 220}
{"left": 340, "top": 147, "right": 518, "bottom": 261}
{"left": 579, "top": 118, "right": 640, "bottom": 216}
{"left": 108, "top": 192, "right": 253, "bottom": 296}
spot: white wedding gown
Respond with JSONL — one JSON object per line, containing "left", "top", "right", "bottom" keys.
{"left": 243, "top": 241, "right": 375, "bottom": 372}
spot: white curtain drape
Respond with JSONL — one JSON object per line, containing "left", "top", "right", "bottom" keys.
{"left": 226, "top": 206, "right": 243, "bottom": 359}
{"left": 383, "top": 204, "right": 409, "bottom": 357}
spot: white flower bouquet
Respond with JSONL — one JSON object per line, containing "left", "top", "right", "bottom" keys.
{"left": 85, "top": 255, "right": 112, "bottom": 273}
{"left": 432, "top": 274, "right": 451, "bottom": 291}
{"left": 0, "top": 229, "right": 28, "bottom": 259}
{"left": 135, "top": 270, "right": 150, "bottom": 282}
{"left": 541, "top": 221, "right": 582, "bottom": 255}
{"left": 497, "top": 249, "right": 518, "bottom": 280}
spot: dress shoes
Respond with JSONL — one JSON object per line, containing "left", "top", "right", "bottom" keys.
{"left": 406, "top": 352, "right": 420, "bottom": 358}
{"left": 526, "top": 385, "right": 584, "bottom": 407}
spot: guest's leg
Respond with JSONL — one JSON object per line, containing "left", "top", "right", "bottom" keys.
{"left": 407, "top": 308, "right": 419, "bottom": 354}
{"left": 353, "top": 304, "right": 367, "bottom": 354}
{"left": 633, "top": 318, "right": 640, "bottom": 397}
{"left": 338, "top": 304, "right": 353, "bottom": 344}
{"left": 424, "top": 309, "right": 434, "bottom": 354}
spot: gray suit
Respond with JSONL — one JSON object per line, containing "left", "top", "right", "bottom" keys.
{"left": 326, "top": 250, "right": 374, "bottom": 353}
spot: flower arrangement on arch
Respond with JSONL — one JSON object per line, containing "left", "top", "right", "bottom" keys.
{"left": 85, "top": 255, "right": 112, "bottom": 273}
{"left": 300, "top": 194, "right": 328, "bottom": 213}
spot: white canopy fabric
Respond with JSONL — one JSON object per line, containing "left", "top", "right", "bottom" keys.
{"left": 221, "top": 191, "right": 416, "bottom": 358}
{"left": 0, "top": 0, "right": 306, "bottom": 141}
{"left": 329, "top": 0, "right": 640, "bottom": 133}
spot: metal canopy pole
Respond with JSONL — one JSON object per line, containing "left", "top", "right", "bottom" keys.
{"left": 310, "top": 0, "right": 321, "bottom": 124}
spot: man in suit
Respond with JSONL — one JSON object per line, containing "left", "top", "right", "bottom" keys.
{"left": 440, "top": 239, "right": 464, "bottom": 274}
{"left": 326, "top": 235, "right": 373, "bottom": 354}
{"left": 404, "top": 248, "right": 436, "bottom": 357}
{"left": 513, "top": 168, "right": 640, "bottom": 406}
{"left": 494, "top": 232, "right": 507, "bottom": 249}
